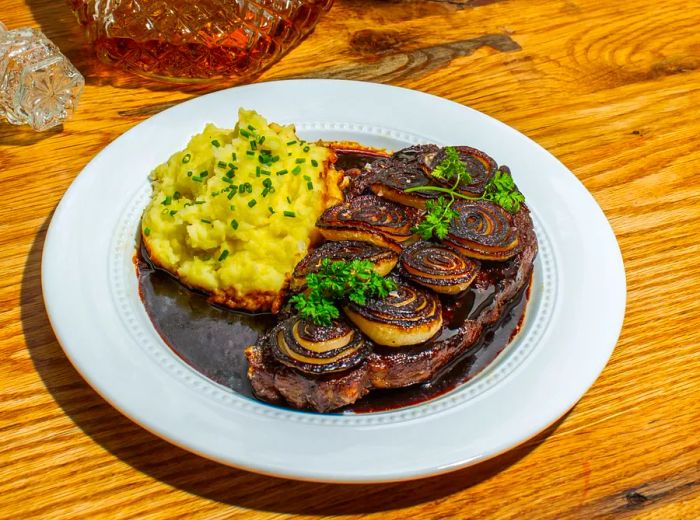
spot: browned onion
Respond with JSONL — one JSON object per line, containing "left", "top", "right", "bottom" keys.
{"left": 391, "top": 144, "right": 440, "bottom": 164}
{"left": 444, "top": 200, "right": 520, "bottom": 261}
{"left": 427, "top": 146, "right": 497, "bottom": 196}
{"left": 344, "top": 282, "right": 443, "bottom": 347}
{"left": 400, "top": 242, "right": 480, "bottom": 294}
{"left": 291, "top": 241, "right": 399, "bottom": 291}
{"left": 369, "top": 163, "right": 439, "bottom": 209}
{"left": 317, "top": 194, "right": 420, "bottom": 252}
{"left": 269, "top": 317, "right": 369, "bottom": 375}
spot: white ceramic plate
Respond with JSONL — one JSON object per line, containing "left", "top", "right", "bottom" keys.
{"left": 42, "top": 80, "right": 625, "bottom": 483}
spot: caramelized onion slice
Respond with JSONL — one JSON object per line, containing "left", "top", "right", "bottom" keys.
{"left": 291, "top": 241, "right": 398, "bottom": 291}
{"left": 344, "top": 283, "right": 443, "bottom": 347}
{"left": 427, "top": 146, "right": 497, "bottom": 196}
{"left": 270, "top": 318, "right": 369, "bottom": 375}
{"left": 391, "top": 144, "right": 441, "bottom": 164}
{"left": 369, "top": 164, "right": 439, "bottom": 210}
{"left": 400, "top": 242, "right": 480, "bottom": 294}
{"left": 444, "top": 200, "right": 520, "bottom": 261}
{"left": 317, "top": 194, "right": 420, "bottom": 252}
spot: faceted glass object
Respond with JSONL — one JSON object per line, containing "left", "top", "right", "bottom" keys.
{"left": 0, "top": 25, "right": 84, "bottom": 131}
{"left": 68, "top": 0, "right": 334, "bottom": 83}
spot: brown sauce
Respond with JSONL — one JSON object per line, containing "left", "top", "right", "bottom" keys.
{"left": 137, "top": 149, "right": 529, "bottom": 414}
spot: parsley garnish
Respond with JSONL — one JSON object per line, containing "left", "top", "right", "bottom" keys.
{"left": 431, "top": 146, "right": 472, "bottom": 186}
{"left": 413, "top": 196, "right": 458, "bottom": 240}
{"left": 289, "top": 259, "right": 397, "bottom": 326}
{"left": 482, "top": 169, "right": 525, "bottom": 213}
{"left": 406, "top": 147, "right": 526, "bottom": 238}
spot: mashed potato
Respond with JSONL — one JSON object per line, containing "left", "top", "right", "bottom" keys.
{"left": 141, "top": 109, "right": 343, "bottom": 312}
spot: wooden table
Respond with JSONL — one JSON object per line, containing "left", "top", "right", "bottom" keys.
{"left": 2, "top": 0, "right": 699, "bottom": 518}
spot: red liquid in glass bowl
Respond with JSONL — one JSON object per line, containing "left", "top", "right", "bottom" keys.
{"left": 68, "top": 0, "right": 333, "bottom": 83}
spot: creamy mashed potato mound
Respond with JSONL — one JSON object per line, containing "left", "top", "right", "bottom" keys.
{"left": 141, "top": 109, "right": 343, "bottom": 312}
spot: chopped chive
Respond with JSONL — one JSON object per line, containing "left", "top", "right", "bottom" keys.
{"left": 191, "top": 176, "right": 203, "bottom": 182}
{"left": 231, "top": 152, "right": 237, "bottom": 161}
{"left": 307, "top": 182, "right": 313, "bottom": 190}
{"left": 169, "top": 210, "right": 178, "bottom": 216}
{"left": 295, "top": 158, "right": 306, "bottom": 164}
{"left": 262, "top": 178, "right": 273, "bottom": 188}
{"left": 217, "top": 161, "right": 227, "bottom": 168}
{"left": 144, "top": 227, "right": 151, "bottom": 236}
{"left": 211, "top": 140, "right": 220, "bottom": 147}
{"left": 256, "top": 166, "right": 261, "bottom": 177}
{"left": 258, "top": 136, "right": 266, "bottom": 144}
{"left": 173, "top": 191, "right": 181, "bottom": 200}
{"left": 211, "top": 191, "right": 220, "bottom": 197}
{"left": 271, "top": 155, "right": 279, "bottom": 162}
{"left": 200, "top": 170, "right": 208, "bottom": 177}
{"left": 222, "top": 176, "right": 233, "bottom": 184}
{"left": 218, "top": 250, "right": 229, "bottom": 262}
{"left": 246, "top": 150, "right": 255, "bottom": 156}
{"left": 240, "top": 129, "right": 251, "bottom": 138}
{"left": 268, "top": 206, "right": 275, "bottom": 214}
{"left": 260, "top": 169, "right": 270, "bottom": 176}
{"left": 248, "top": 199, "right": 257, "bottom": 208}
{"left": 228, "top": 162, "right": 235, "bottom": 168}
{"left": 187, "top": 171, "right": 192, "bottom": 177}
{"left": 182, "top": 154, "right": 191, "bottom": 164}
{"left": 184, "top": 202, "right": 192, "bottom": 207}
{"left": 250, "top": 140, "right": 257, "bottom": 150}
{"left": 303, "top": 175, "right": 311, "bottom": 181}
{"left": 201, "top": 219, "right": 212, "bottom": 224}
{"left": 311, "top": 159, "right": 318, "bottom": 167}
{"left": 230, "top": 205, "right": 235, "bottom": 211}
{"left": 161, "top": 195, "right": 172, "bottom": 206}
{"left": 226, "top": 169, "right": 235, "bottom": 178}
{"left": 262, "top": 188, "right": 270, "bottom": 197}
{"left": 303, "top": 146, "right": 310, "bottom": 152}
{"left": 227, "top": 190, "right": 236, "bottom": 200}
{"left": 291, "top": 166, "right": 302, "bottom": 175}
{"left": 286, "top": 140, "right": 297, "bottom": 146}
{"left": 283, "top": 210, "right": 296, "bottom": 218}
{"left": 247, "top": 124, "right": 256, "bottom": 131}
{"left": 276, "top": 169, "right": 288, "bottom": 176}
{"left": 195, "top": 200, "right": 205, "bottom": 205}
{"left": 286, "top": 196, "right": 292, "bottom": 203}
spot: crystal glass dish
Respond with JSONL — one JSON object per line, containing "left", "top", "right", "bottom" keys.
{"left": 0, "top": 22, "right": 84, "bottom": 131}
{"left": 68, "top": 0, "right": 333, "bottom": 83}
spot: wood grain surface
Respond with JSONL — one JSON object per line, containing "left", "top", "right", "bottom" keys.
{"left": 1, "top": 0, "right": 699, "bottom": 518}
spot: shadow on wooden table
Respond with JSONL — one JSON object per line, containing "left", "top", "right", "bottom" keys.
{"left": 22, "top": 218, "right": 564, "bottom": 514}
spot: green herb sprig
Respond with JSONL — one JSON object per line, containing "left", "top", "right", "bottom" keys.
{"left": 406, "top": 147, "right": 525, "bottom": 239}
{"left": 289, "top": 259, "right": 397, "bottom": 326}
{"left": 481, "top": 169, "right": 525, "bottom": 213}
{"left": 431, "top": 146, "right": 472, "bottom": 186}
{"left": 413, "top": 196, "right": 459, "bottom": 240}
